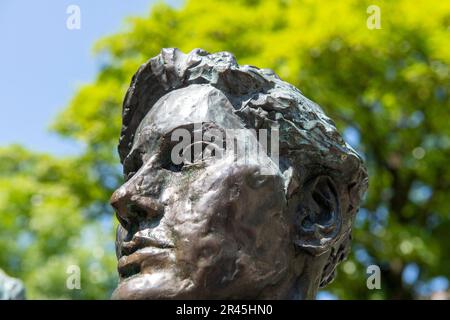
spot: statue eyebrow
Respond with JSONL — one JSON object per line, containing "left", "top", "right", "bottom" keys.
{"left": 122, "top": 127, "right": 157, "bottom": 177}
{"left": 123, "top": 124, "right": 195, "bottom": 176}
{"left": 122, "top": 146, "right": 145, "bottom": 176}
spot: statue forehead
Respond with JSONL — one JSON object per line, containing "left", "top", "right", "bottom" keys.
{"left": 135, "top": 84, "right": 246, "bottom": 136}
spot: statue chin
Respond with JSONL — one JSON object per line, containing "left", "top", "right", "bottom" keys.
{"left": 112, "top": 271, "right": 193, "bottom": 300}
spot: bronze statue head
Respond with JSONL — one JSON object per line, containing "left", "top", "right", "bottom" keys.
{"left": 110, "top": 48, "right": 368, "bottom": 299}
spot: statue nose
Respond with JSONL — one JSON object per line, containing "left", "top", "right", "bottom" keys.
{"left": 110, "top": 186, "right": 129, "bottom": 224}
{"left": 110, "top": 186, "right": 163, "bottom": 228}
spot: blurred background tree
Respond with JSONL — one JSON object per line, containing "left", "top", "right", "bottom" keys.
{"left": 0, "top": 0, "right": 449, "bottom": 299}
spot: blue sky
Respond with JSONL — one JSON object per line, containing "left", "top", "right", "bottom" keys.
{"left": 0, "top": 0, "right": 179, "bottom": 155}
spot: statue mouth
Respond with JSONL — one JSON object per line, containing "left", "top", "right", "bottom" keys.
{"left": 118, "top": 247, "right": 174, "bottom": 279}
{"left": 120, "top": 233, "right": 175, "bottom": 256}
{"left": 118, "top": 232, "right": 175, "bottom": 279}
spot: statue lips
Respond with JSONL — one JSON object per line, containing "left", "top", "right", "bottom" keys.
{"left": 118, "top": 232, "right": 175, "bottom": 279}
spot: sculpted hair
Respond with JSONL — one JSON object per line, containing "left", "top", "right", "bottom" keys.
{"left": 119, "top": 48, "right": 368, "bottom": 287}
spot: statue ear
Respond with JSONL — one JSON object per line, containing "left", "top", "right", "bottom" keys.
{"left": 294, "top": 175, "right": 342, "bottom": 256}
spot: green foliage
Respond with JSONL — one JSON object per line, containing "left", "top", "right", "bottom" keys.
{"left": 1, "top": 0, "right": 448, "bottom": 299}
{"left": 0, "top": 145, "right": 117, "bottom": 299}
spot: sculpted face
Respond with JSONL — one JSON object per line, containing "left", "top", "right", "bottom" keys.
{"left": 111, "top": 85, "right": 295, "bottom": 299}
{"left": 110, "top": 48, "right": 368, "bottom": 299}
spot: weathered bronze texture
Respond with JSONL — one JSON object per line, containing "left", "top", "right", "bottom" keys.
{"left": 110, "top": 48, "right": 368, "bottom": 299}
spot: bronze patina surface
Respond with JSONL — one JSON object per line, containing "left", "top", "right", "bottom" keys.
{"left": 110, "top": 48, "right": 368, "bottom": 299}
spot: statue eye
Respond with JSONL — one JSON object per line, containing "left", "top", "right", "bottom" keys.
{"left": 183, "top": 141, "right": 222, "bottom": 165}
{"left": 161, "top": 140, "right": 223, "bottom": 172}
{"left": 294, "top": 175, "right": 341, "bottom": 256}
